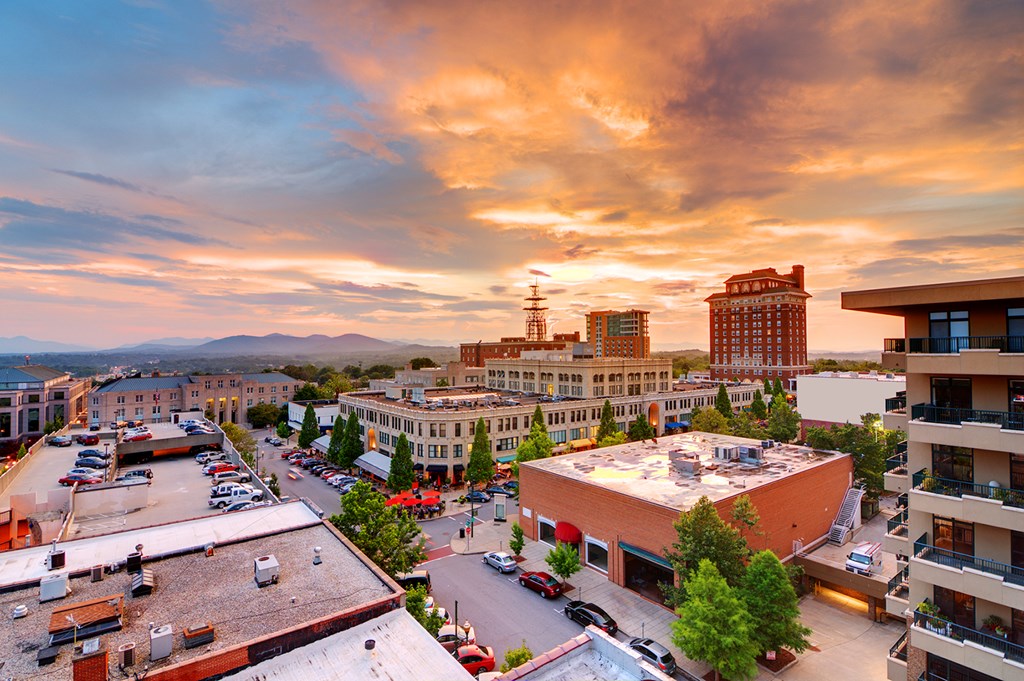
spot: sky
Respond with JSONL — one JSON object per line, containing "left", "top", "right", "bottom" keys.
{"left": 1, "top": 1, "right": 1021, "bottom": 352}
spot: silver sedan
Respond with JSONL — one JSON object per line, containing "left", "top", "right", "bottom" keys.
{"left": 482, "top": 551, "right": 518, "bottom": 573}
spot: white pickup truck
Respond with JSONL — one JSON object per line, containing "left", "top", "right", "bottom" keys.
{"left": 209, "top": 484, "right": 264, "bottom": 509}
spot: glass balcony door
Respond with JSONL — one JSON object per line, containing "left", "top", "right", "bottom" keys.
{"left": 935, "top": 585, "right": 975, "bottom": 629}
{"left": 929, "top": 310, "right": 970, "bottom": 352}
{"left": 934, "top": 516, "right": 974, "bottom": 555}
{"left": 931, "top": 377, "right": 972, "bottom": 423}
{"left": 932, "top": 444, "right": 974, "bottom": 483}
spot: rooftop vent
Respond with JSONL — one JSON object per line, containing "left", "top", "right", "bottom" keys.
{"left": 12, "top": 604, "right": 28, "bottom": 619}
{"left": 130, "top": 568, "right": 156, "bottom": 597}
{"left": 183, "top": 622, "right": 215, "bottom": 649}
{"left": 254, "top": 555, "right": 280, "bottom": 588}
{"left": 126, "top": 552, "right": 142, "bottom": 573}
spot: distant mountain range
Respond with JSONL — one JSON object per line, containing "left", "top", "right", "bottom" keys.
{"left": 116, "top": 336, "right": 214, "bottom": 350}
{"left": 0, "top": 336, "right": 99, "bottom": 354}
{"left": 189, "top": 333, "right": 400, "bottom": 356}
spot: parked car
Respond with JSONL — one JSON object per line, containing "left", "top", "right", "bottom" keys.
{"left": 195, "top": 451, "right": 229, "bottom": 464}
{"left": 282, "top": 449, "right": 301, "bottom": 458}
{"left": 518, "top": 571, "right": 562, "bottom": 598}
{"left": 210, "top": 470, "right": 251, "bottom": 485}
{"left": 395, "top": 570, "right": 431, "bottom": 593}
{"left": 503, "top": 480, "right": 519, "bottom": 491}
{"left": 75, "top": 434, "right": 100, "bottom": 445}
{"left": 482, "top": 551, "right": 517, "bottom": 573}
{"left": 264, "top": 437, "right": 283, "bottom": 446}
{"left": 51, "top": 436, "right": 73, "bottom": 447}
{"left": 121, "top": 468, "right": 153, "bottom": 480}
{"left": 59, "top": 473, "right": 102, "bottom": 486}
{"left": 89, "top": 424, "right": 101, "bottom": 432}
{"left": 338, "top": 481, "right": 358, "bottom": 494}
{"left": 437, "top": 623, "right": 476, "bottom": 652}
{"left": 465, "top": 490, "right": 492, "bottom": 504}
{"left": 331, "top": 476, "right": 357, "bottom": 488}
{"left": 209, "top": 486, "right": 263, "bottom": 508}
{"left": 187, "top": 428, "right": 216, "bottom": 436}
{"left": 203, "top": 462, "right": 238, "bottom": 476}
{"left": 221, "top": 500, "right": 257, "bottom": 513}
{"left": 564, "top": 601, "right": 618, "bottom": 635}
{"left": 628, "top": 638, "right": 677, "bottom": 675}
{"left": 451, "top": 644, "right": 495, "bottom": 675}
{"left": 123, "top": 432, "right": 153, "bottom": 442}
{"left": 67, "top": 467, "right": 98, "bottom": 477}
{"left": 74, "top": 457, "right": 108, "bottom": 469}
{"left": 484, "top": 486, "right": 513, "bottom": 497}
{"left": 79, "top": 449, "right": 110, "bottom": 459}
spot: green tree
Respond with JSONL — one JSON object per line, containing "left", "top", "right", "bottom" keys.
{"left": 804, "top": 413, "right": 898, "bottom": 501}
{"left": 267, "top": 473, "right": 281, "bottom": 498}
{"left": 221, "top": 422, "right": 257, "bottom": 468}
{"left": 509, "top": 522, "right": 525, "bottom": 557}
{"left": 246, "top": 402, "right": 280, "bottom": 428}
{"left": 405, "top": 584, "right": 445, "bottom": 637}
{"left": 435, "top": 377, "right": 449, "bottom": 387}
{"left": 772, "top": 377, "right": 784, "bottom": 397}
{"left": 596, "top": 399, "right": 618, "bottom": 442}
{"left": 767, "top": 394, "right": 800, "bottom": 443}
{"left": 672, "top": 560, "right": 758, "bottom": 681}
{"left": 749, "top": 389, "right": 767, "bottom": 420}
{"left": 388, "top": 433, "right": 415, "bottom": 492}
{"left": 691, "top": 408, "right": 730, "bottom": 435}
{"left": 740, "top": 550, "right": 812, "bottom": 656}
{"left": 729, "top": 412, "right": 767, "bottom": 440}
{"left": 298, "top": 403, "right": 320, "bottom": 449}
{"left": 730, "top": 494, "right": 764, "bottom": 548}
{"left": 517, "top": 409, "right": 554, "bottom": 464}
{"left": 16, "top": 443, "right": 27, "bottom": 460}
{"left": 763, "top": 378, "right": 773, "bottom": 395}
{"left": 628, "top": 413, "right": 655, "bottom": 441}
{"left": 544, "top": 541, "right": 582, "bottom": 588}
{"left": 329, "top": 481, "right": 426, "bottom": 577}
{"left": 467, "top": 418, "right": 494, "bottom": 489}
{"left": 597, "top": 431, "right": 627, "bottom": 448}
{"left": 323, "top": 373, "right": 351, "bottom": 398}
{"left": 294, "top": 382, "right": 327, "bottom": 401}
{"left": 409, "top": 357, "right": 439, "bottom": 369}
{"left": 663, "top": 496, "right": 749, "bottom": 607}
{"left": 340, "top": 411, "right": 363, "bottom": 469}
{"left": 276, "top": 422, "right": 292, "bottom": 441}
{"left": 44, "top": 416, "right": 64, "bottom": 435}
{"left": 326, "top": 414, "right": 345, "bottom": 465}
{"left": 715, "top": 384, "right": 733, "bottom": 418}
{"left": 500, "top": 641, "right": 534, "bottom": 672}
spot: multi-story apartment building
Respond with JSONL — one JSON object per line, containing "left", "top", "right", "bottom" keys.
{"left": 706, "top": 264, "right": 811, "bottom": 383}
{"left": 369, "top": 361, "right": 486, "bottom": 390}
{"left": 335, "top": 382, "right": 757, "bottom": 485}
{"left": 484, "top": 353, "right": 672, "bottom": 398}
{"left": 585, "top": 309, "right": 650, "bottom": 359}
{"left": 844, "top": 276, "right": 1024, "bottom": 681}
{"left": 89, "top": 372, "right": 301, "bottom": 426}
{"left": 459, "top": 333, "right": 581, "bottom": 368}
{"left": 0, "top": 365, "right": 90, "bottom": 447}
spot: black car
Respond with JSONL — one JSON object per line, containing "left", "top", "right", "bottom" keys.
{"left": 465, "top": 490, "right": 492, "bottom": 503}
{"left": 503, "top": 480, "right": 519, "bottom": 491}
{"left": 564, "top": 601, "right": 617, "bottom": 635}
{"left": 74, "top": 457, "right": 108, "bottom": 469}
{"left": 628, "top": 638, "right": 676, "bottom": 675}
{"left": 484, "top": 486, "right": 513, "bottom": 497}
{"left": 79, "top": 449, "right": 110, "bottom": 459}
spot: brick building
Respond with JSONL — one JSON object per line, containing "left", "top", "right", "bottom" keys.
{"left": 0, "top": 365, "right": 90, "bottom": 448}
{"left": 518, "top": 432, "right": 853, "bottom": 606}
{"left": 706, "top": 264, "right": 811, "bottom": 383}
{"left": 459, "top": 333, "right": 582, "bottom": 367}
{"left": 586, "top": 309, "right": 650, "bottom": 359}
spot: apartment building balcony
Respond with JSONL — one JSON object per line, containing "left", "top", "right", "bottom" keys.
{"left": 882, "top": 338, "right": 906, "bottom": 371}
{"left": 885, "top": 445, "right": 909, "bottom": 493}
{"left": 886, "top": 567, "right": 910, "bottom": 618}
{"left": 905, "top": 335, "right": 1024, "bottom": 376}
{"left": 887, "top": 630, "right": 908, "bottom": 681}
{"left": 884, "top": 509, "right": 910, "bottom": 554}
{"left": 908, "top": 404, "right": 1024, "bottom": 453}
{"left": 911, "top": 469, "right": 1024, "bottom": 532}
{"left": 884, "top": 394, "right": 909, "bottom": 432}
{"left": 911, "top": 538, "right": 1024, "bottom": 611}
{"left": 911, "top": 610, "right": 1024, "bottom": 680}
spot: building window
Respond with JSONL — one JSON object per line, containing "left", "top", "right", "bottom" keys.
{"left": 1, "top": 412, "right": 14, "bottom": 437}
{"left": 585, "top": 537, "right": 608, "bottom": 572}
{"left": 538, "top": 517, "right": 556, "bottom": 546}
{"left": 453, "top": 444, "right": 463, "bottom": 458}
{"left": 931, "top": 444, "right": 973, "bottom": 482}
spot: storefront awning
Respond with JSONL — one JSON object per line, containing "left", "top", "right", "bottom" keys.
{"left": 496, "top": 454, "right": 517, "bottom": 463}
{"left": 554, "top": 521, "right": 582, "bottom": 544}
{"left": 664, "top": 421, "right": 689, "bottom": 429}
{"left": 413, "top": 463, "right": 424, "bottom": 471}
{"left": 452, "top": 464, "right": 465, "bottom": 472}
{"left": 353, "top": 450, "right": 392, "bottom": 480}
{"left": 310, "top": 435, "right": 332, "bottom": 454}
{"left": 619, "top": 541, "right": 672, "bottom": 569}
{"left": 426, "top": 464, "right": 447, "bottom": 474}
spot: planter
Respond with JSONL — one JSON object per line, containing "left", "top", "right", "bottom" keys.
{"left": 860, "top": 498, "right": 880, "bottom": 521}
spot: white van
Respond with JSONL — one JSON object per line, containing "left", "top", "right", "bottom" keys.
{"left": 845, "top": 541, "right": 882, "bottom": 575}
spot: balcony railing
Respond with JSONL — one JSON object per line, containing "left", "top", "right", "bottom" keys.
{"left": 912, "top": 610, "right": 1024, "bottom": 663}
{"left": 896, "top": 492, "right": 907, "bottom": 509}
{"left": 885, "top": 396, "right": 907, "bottom": 414}
{"left": 911, "top": 468, "right": 1024, "bottom": 509}
{"left": 887, "top": 509, "right": 909, "bottom": 537}
{"left": 910, "top": 403, "right": 1024, "bottom": 431}
{"left": 887, "top": 566, "right": 909, "bottom": 600}
{"left": 914, "top": 542, "right": 1024, "bottom": 587}
{"left": 907, "top": 335, "right": 1024, "bottom": 354}
{"left": 884, "top": 338, "right": 907, "bottom": 353}
{"left": 889, "top": 630, "right": 908, "bottom": 662}
{"left": 886, "top": 451, "right": 908, "bottom": 474}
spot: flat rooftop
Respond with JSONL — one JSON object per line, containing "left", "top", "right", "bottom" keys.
{"left": 521, "top": 432, "right": 845, "bottom": 510}
{"left": 0, "top": 517, "right": 395, "bottom": 680}
{"left": 801, "top": 371, "right": 905, "bottom": 383}
{"left": 341, "top": 386, "right": 586, "bottom": 411}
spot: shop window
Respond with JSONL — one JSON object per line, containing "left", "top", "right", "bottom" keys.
{"left": 538, "top": 518, "right": 556, "bottom": 546}
{"left": 585, "top": 538, "right": 608, "bottom": 573}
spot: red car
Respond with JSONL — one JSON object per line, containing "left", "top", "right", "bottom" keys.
{"left": 281, "top": 449, "right": 302, "bottom": 458}
{"left": 518, "top": 571, "right": 563, "bottom": 599}
{"left": 123, "top": 432, "right": 152, "bottom": 442}
{"left": 75, "top": 434, "right": 100, "bottom": 445}
{"left": 452, "top": 644, "right": 495, "bottom": 675}
{"left": 204, "top": 462, "right": 238, "bottom": 476}
{"left": 59, "top": 473, "right": 103, "bottom": 486}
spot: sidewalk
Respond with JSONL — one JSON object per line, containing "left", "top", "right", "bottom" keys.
{"left": 447, "top": 517, "right": 896, "bottom": 680}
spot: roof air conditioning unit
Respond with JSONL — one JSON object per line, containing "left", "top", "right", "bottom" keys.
{"left": 150, "top": 625, "right": 173, "bottom": 661}
{"left": 126, "top": 552, "right": 142, "bottom": 573}
{"left": 39, "top": 573, "right": 69, "bottom": 602}
{"left": 118, "top": 642, "right": 136, "bottom": 668}
{"left": 254, "top": 555, "right": 280, "bottom": 588}
{"left": 46, "top": 549, "right": 66, "bottom": 571}
{"left": 91, "top": 565, "right": 104, "bottom": 582}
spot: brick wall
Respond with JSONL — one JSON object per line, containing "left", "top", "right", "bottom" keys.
{"left": 73, "top": 648, "right": 108, "bottom": 681}
{"left": 520, "top": 453, "right": 852, "bottom": 591}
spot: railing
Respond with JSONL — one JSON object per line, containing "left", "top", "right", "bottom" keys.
{"left": 886, "top": 451, "right": 908, "bottom": 474}
{"left": 896, "top": 492, "right": 907, "bottom": 509}
{"left": 914, "top": 542, "right": 1024, "bottom": 587}
{"left": 884, "top": 338, "right": 907, "bottom": 353}
{"left": 910, "top": 403, "right": 1024, "bottom": 431}
{"left": 887, "top": 567, "right": 909, "bottom": 599}
{"left": 913, "top": 610, "right": 1024, "bottom": 663}
{"left": 887, "top": 509, "right": 909, "bottom": 537}
{"left": 912, "top": 469, "right": 1024, "bottom": 509}
{"left": 889, "top": 630, "right": 908, "bottom": 662}
{"left": 885, "top": 396, "right": 907, "bottom": 414}
{"left": 907, "top": 335, "right": 1024, "bottom": 354}
{"left": 895, "top": 440, "right": 908, "bottom": 454}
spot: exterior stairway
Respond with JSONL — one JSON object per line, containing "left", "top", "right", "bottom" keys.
{"left": 828, "top": 487, "right": 865, "bottom": 546}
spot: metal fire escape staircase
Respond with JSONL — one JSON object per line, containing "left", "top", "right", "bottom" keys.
{"left": 828, "top": 486, "right": 865, "bottom": 546}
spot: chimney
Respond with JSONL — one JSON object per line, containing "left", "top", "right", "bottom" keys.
{"left": 72, "top": 645, "right": 108, "bottom": 681}
{"left": 791, "top": 264, "right": 805, "bottom": 291}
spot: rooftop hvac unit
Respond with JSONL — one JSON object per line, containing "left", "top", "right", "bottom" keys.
{"left": 714, "top": 446, "right": 739, "bottom": 461}
{"left": 46, "top": 550, "right": 66, "bottom": 571}
{"left": 254, "top": 555, "right": 280, "bottom": 587}
{"left": 126, "top": 552, "right": 143, "bottom": 573}
{"left": 118, "top": 642, "right": 136, "bottom": 668}
{"left": 150, "top": 625, "right": 173, "bottom": 661}
{"left": 39, "top": 573, "right": 69, "bottom": 602}
{"left": 91, "top": 565, "right": 104, "bottom": 582}
{"left": 739, "top": 446, "right": 764, "bottom": 461}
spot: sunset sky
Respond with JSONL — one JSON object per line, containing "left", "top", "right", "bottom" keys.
{"left": 1, "top": 1, "right": 1021, "bottom": 351}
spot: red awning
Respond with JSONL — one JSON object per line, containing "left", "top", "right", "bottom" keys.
{"left": 554, "top": 521, "right": 582, "bottom": 544}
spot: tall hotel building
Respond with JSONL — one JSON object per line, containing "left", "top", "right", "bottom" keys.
{"left": 706, "top": 265, "right": 811, "bottom": 383}
{"left": 844, "top": 276, "right": 1024, "bottom": 681}
{"left": 585, "top": 310, "right": 650, "bottom": 359}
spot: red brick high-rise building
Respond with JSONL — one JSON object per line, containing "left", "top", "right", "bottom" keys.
{"left": 585, "top": 309, "right": 650, "bottom": 359}
{"left": 705, "top": 265, "right": 811, "bottom": 383}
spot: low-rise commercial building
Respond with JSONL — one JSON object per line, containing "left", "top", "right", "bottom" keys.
{"left": 518, "top": 432, "right": 853, "bottom": 606}
{"left": 484, "top": 354, "right": 673, "bottom": 398}
{"left": 370, "top": 361, "right": 486, "bottom": 390}
{"left": 0, "top": 365, "right": 90, "bottom": 448}
{"left": 460, "top": 333, "right": 582, "bottom": 367}
{"left": 796, "top": 371, "right": 907, "bottom": 435}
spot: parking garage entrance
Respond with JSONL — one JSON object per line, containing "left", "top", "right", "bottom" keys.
{"left": 620, "top": 541, "right": 674, "bottom": 606}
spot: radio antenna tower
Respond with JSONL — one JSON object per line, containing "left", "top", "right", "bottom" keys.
{"left": 523, "top": 279, "right": 548, "bottom": 341}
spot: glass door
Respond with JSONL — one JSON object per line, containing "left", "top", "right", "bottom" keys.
{"left": 931, "top": 377, "right": 972, "bottom": 423}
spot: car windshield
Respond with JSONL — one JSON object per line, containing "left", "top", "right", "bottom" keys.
{"left": 543, "top": 576, "right": 558, "bottom": 586}
{"left": 850, "top": 553, "right": 871, "bottom": 564}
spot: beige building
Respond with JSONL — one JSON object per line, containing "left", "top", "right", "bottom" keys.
{"left": 483, "top": 353, "right": 673, "bottom": 398}
{"left": 89, "top": 372, "right": 302, "bottom": 426}
{"left": 0, "top": 365, "right": 90, "bottom": 448}
{"left": 369, "top": 361, "right": 485, "bottom": 390}
{"left": 844, "top": 276, "right": 1024, "bottom": 681}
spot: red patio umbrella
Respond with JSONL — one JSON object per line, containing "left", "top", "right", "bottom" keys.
{"left": 402, "top": 497, "right": 422, "bottom": 507}
{"left": 384, "top": 497, "right": 403, "bottom": 506}
{"left": 421, "top": 490, "right": 441, "bottom": 498}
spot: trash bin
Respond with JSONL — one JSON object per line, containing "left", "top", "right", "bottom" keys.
{"left": 459, "top": 528, "right": 466, "bottom": 539}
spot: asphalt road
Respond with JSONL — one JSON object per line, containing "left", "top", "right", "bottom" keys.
{"left": 255, "top": 439, "right": 344, "bottom": 517}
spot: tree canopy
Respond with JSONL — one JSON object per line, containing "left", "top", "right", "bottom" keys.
{"left": 517, "top": 413, "right": 554, "bottom": 464}
{"left": 298, "top": 403, "right": 320, "bottom": 448}
{"left": 329, "top": 481, "right": 426, "bottom": 577}
{"left": 804, "top": 413, "right": 900, "bottom": 500}
{"left": 740, "top": 550, "right": 812, "bottom": 656}
{"left": 326, "top": 414, "right": 345, "bottom": 465}
{"left": 409, "top": 357, "right": 439, "bottom": 369}
{"left": 596, "top": 399, "right": 618, "bottom": 442}
{"left": 387, "top": 433, "right": 415, "bottom": 492}
{"left": 663, "top": 495, "right": 748, "bottom": 606}
{"left": 405, "top": 584, "right": 445, "bottom": 637}
{"left": 691, "top": 408, "right": 730, "bottom": 435}
{"left": 767, "top": 393, "right": 800, "bottom": 443}
{"left": 544, "top": 541, "right": 582, "bottom": 586}
{"left": 294, "top": 382, "right": 327, "bottom": 401}
{"left": 246, "top": 402, "right": 280, "bottom": 429}
{"left": 749, "top": 389, "right": 767, "bottom": 420}
{"left": 628, "top": 413, "right": 656, "bottom": 441}
{"left": 715, "top": 384, "right": 733, "bottom": 418}
{"left": 467, "top": 417, "right": 494, "bottom": 487}
{"left": 339, "top": 411, "right": 363, "bottom": 469}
